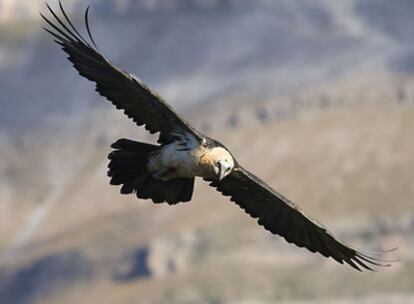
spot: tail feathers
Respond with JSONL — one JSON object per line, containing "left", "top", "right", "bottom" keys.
{"left": 108, "top": 138, "right": 195, "bottom": 205}
{"left": 138, "top": 177, "right": 194, "bottom": 204}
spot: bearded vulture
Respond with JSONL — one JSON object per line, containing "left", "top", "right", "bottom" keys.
{"left": 42, "top": 3, "right": 394, "bottom": 271}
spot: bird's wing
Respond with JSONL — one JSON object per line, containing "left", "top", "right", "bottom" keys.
{"left": 41, "top": 3, "right": 203, "bottom": 144}
{"left": 206, "top": 166, "right": 391, "bottom": 271}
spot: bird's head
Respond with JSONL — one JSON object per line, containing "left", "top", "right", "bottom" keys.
{"left": 200, "top": 141, "right": 235, "bottom": 181}
{"left": 214, "top": 158, "right": 233, "bottom": 181}
{"left": 209, "top": 146, "right": 234, "bottom": 181}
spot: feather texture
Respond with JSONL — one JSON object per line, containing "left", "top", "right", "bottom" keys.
{"left": 41, "top": 2, "right": 202, "bottom": 144}
{"left": 207, "top": 166, "right": 393, "bottom": 271}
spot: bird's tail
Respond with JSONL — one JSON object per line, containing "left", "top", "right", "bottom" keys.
{"left": 108, "top": 138, "right": 194, "bottom": 205}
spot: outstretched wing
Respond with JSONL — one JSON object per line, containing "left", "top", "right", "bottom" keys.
{"left": 41, "top": 3, "right": 203, "bottom": 144}
{"left": 207, "top": 166, "right": 391, "bottom": 271}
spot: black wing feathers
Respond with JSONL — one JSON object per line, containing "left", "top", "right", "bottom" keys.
{"left": 41, "top": 2, "right": 202, "bottom": 144}
{"left": 208, "top": 167, "right": 392, "bottom": 271}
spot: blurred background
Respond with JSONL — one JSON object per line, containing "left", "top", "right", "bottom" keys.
{"left": 0, "top": 0, "right": 413, "bottom": 303}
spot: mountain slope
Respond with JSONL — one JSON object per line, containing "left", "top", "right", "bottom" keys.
{"left": 1, "top": 74, "right": 413, "bottom": 304}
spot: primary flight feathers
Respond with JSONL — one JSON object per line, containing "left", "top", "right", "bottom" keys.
{"left": 42, "top": 2, "right": 395, "bottom": 271}
{"left": 41, "top": 2, "right": 201, "bottom": 144}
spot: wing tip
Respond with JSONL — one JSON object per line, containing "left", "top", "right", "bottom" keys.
{"left": 41, "top": 1, "right": 99, "bottom": 51}
{"left": 345, "top": 246, "right": 400, "bottom": 272}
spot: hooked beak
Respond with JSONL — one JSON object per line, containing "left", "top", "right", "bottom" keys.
{"left": 214, "top": 160, "right": 231, "bottom": 181}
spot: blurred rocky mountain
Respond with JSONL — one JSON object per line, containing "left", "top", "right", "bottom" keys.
{"left": 1, "top": 73, "right": 413, "bottom": 303}
{"left": 1, "top": 0, "right": 414, "bottom": 135}
{"left": 1, "top": 1, "right": 414, "bottom": 303}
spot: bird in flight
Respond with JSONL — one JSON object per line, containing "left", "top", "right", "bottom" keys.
{"left": 42, "top": 2, "right": 394, "bottom": 271}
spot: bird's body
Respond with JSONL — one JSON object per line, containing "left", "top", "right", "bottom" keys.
{"left": 147, "top": 130, "right": 234, "bottom": 181}
{"left": 42, "top": 2, "right": 394, "bottom": 271}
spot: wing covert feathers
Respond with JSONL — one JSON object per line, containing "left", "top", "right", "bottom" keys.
{"left": 41, "top": 2, "right": 202, "bottom": 144}
{"left": 207, "top": 166, "right": 394, "bottom": 271}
